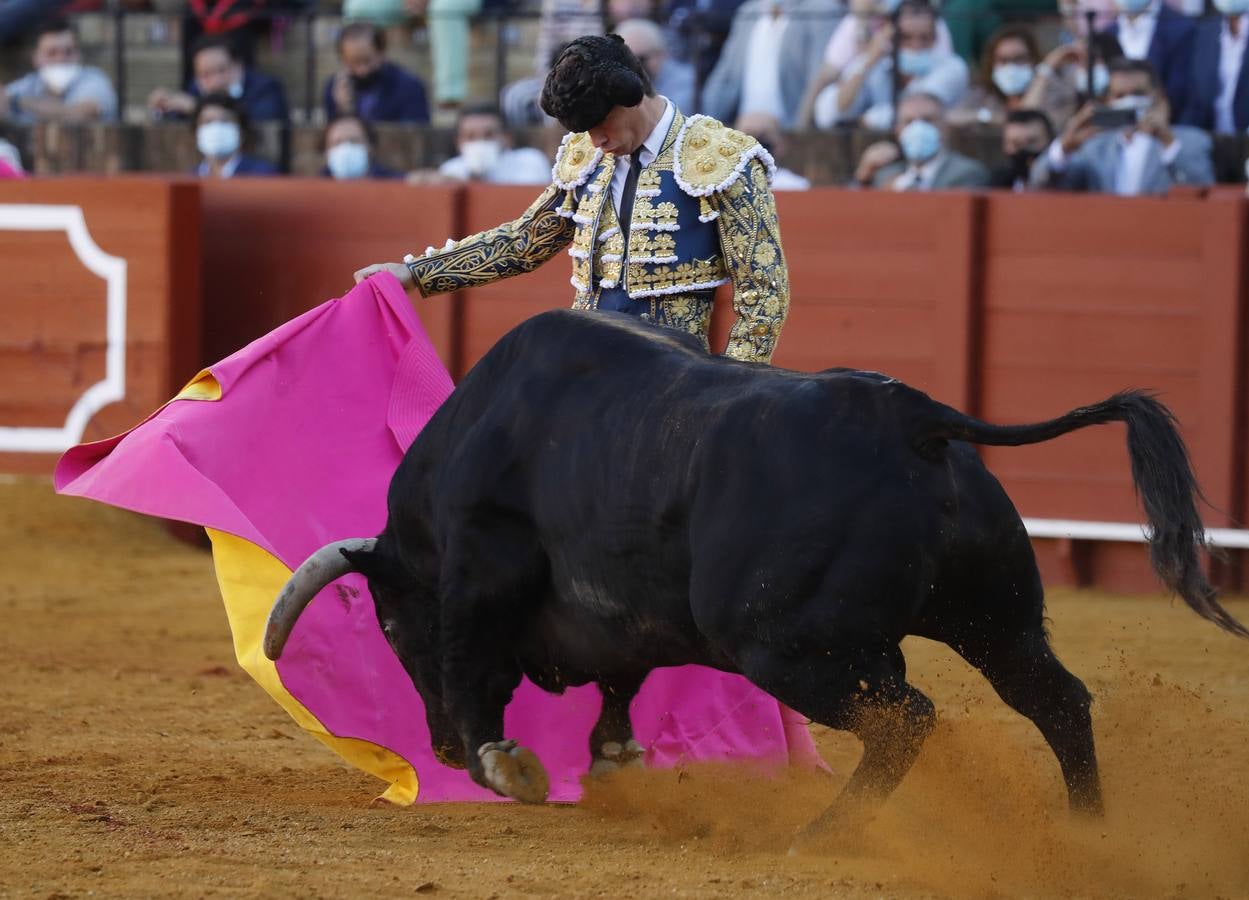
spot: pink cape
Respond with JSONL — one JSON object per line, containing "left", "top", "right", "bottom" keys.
{"left": 55, "top": 273, "right": 819, "bottom": 802}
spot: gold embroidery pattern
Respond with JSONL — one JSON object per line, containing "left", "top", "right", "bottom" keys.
{"left": 409, "top": 185, "right": 574, "bottom": 296}
{"left": 554, "top": 132, "right": 601, "bottom": 188}
{"left": 652, "top": 294, "right": 713, "bottom": 349}
{"left": 676, "top": 117, "right": 759, "bottom": 194}
{"left": 714, "top": 159, "right": 789, "bottom": 364}
{"left": 627, "top": 257, "right": 727, "bottom": 293}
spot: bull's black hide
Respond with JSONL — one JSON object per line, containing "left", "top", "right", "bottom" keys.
{"left": 266, "top": 309, "right": 1246, "bottom": 835}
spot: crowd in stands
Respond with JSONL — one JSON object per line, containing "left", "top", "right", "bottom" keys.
{"left": 0, "top": 0, "right": 1247, "bottom": 196}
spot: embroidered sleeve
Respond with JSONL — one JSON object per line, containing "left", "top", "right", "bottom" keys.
{"left": 713, "top": 158, "right": 790, "bottom": 364}
{"left": 406, "top": 184, "right": 575, "bottom": 297}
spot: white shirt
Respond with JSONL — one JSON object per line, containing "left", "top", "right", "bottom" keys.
{"left": 1215, "top": 17, "right": 1248, "bottom": 135}
{"left": 771, "top": 166, "right": 811, "bottom": 190}
{"left": 739, "top": 4, "right": 790, "bottom": 119}
{"left": 1116, "top": 1, "right": 1161, "bottom": 60}
{"left": 891, "top": 153, "right": 946, "bottom": 191}
{"left": 438, "top": 146, "right": 552, "bottom": 184}
{"left": 610, "top": 98, "right": 675, "bottom": 219}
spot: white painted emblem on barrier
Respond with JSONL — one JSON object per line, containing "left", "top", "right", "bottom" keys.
{"left": 0, "top": 204, "right": 127, "bottom": 453}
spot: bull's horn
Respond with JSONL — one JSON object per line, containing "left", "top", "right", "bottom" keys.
{"left": 263, "top": 538, "right": 377, "bottom": 660}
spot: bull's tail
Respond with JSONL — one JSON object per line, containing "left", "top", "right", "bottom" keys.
{"left": 918, "top": 390, "right": 1248, "bottom": 640}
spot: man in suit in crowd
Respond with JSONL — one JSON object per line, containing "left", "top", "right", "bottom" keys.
{"left": 700, "top": 0, "right": 843, "bottom": 129}
{"left": 1032, "top": 58, "right": 1213, "bottom": 195}
{"left": 1102, "top": 0, "right": 1195, "bottom": 119}
{"left": 148, "top": 34, "right": 289, "bottom": 123}
{"left": 854, "top": 91, "right": 990, "bottom": 190}
{"left": 1178, "top": 0, "right": 1249, "bottom": 134}
{"left": 989, "top": 108, "right": 1054, "bottom": 190}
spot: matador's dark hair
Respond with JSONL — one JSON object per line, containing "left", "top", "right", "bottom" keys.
{"left": 540, "top": 34, "right": 654, "bottom": 133}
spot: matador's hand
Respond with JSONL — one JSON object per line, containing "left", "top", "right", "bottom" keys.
{"left": 353, "top": 262, "right": 414, "bottom": 289}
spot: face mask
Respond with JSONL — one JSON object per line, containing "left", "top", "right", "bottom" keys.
{"left": 898, "top": 118, "right": 942, "bottom": 162}
{"left": 228, "top": 80, "right": 244, "bottom": 99}
{"left": 992, "top": 63, "right": 1035, "bottom": 97}
{"left": 1116, "top": 0, "right": 1152, "bottom": 13}
{"left": 898, "top": 48, "right": 936, "bottom": 77}
{"left": 1009, "top": 148, "right": 1041, "bottom": 177}
{"left": 460, "top": 139, "right": 503, "bottom": 177}
{"left": 327, "top": 141, "right": 370, "bottom": 179}
{"left": 351, "top": 68, "right": 382, "bottom": 90}
{"left": 1076, "top": 63, "right": 1110, "bottom": 97}
{"left": 877, "top": 0, "right": 902, "bottom": 13}
{"left": 197, "top": 120, "right": 241, "bottom": 159}
{"left": 39, "top": 62, "right": 81, "bottom": 95}
{"left": 1214, "top": 0, "right": 1249, "bottom": 15}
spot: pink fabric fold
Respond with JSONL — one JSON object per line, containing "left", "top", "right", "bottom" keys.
{"left": 55, "top": 272, "right": 819, "bottom": 801}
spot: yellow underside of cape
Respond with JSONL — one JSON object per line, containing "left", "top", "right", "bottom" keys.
{"left": 206, "top": 527, "right": 419, "bottom": 805}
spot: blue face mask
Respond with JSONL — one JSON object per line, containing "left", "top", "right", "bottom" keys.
{"left": 992, "top": 63, "right": 1034, "bottom": 97}
{"left": 898, "top": 47, "right": 936, "bottom": 77}
{"left": 1116, "top": 0, "right": 1152, "bottom": 13}
{"left": 327, "top": 141, "right": 370, "bottom": 179}
{"left": 1214, "top": 0, "right": 1249, "bottom": 15}
{"left": 898, "top": 118, "right": 942, "bottom": 163}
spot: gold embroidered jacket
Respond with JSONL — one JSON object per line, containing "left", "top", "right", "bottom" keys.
{"left": 406, "top": 111, "right": 790, "bottom": 363}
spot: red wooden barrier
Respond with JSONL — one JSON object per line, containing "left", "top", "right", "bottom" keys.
{"left": 0, "top": 177, "right": 201, "bottom": 474}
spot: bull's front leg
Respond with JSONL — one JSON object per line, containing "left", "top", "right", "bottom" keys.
{"left": 438, "top": 548, "right": 550, "bottom": 804}
{"left": 588, "top": 676, "right": 647, "bottom": 777}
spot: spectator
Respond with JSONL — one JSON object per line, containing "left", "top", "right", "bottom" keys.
{"left": 950, "top": 26, "right": 1067, "bottom": 128}
{"left": 148, "top": 34, "right": 289, "bottom": 123}
{"left": 1178, "top": 0, "right": 1249, "bottom": 134}
{"left": 500, "top": 42, "right": 568, "bottom": 128}
{"left": 180, "top": 0, "right": 271, "bottom": 84}
{"left": 192, "top": 93, "right": 279, "bottom": 178}
{"left": 321, "top": 114, "right": 403, "bottom": 180}
{"left": 535, "top": 0, "right": 605, "bottom": 80}
{"left": 812, "top": 0, "right": 968, "bottom": 130}
{"left": 0, "top": 0, "right": 70, "bottom": 45}
{"left": 608, "top": 0, "right": 656, "bottom": 26}
{"left": 4, "top": 18, "right": 117, "bottom": 124}
{"left": 1023, "top": 32, "right": 1124, "bottom": 130}
{"left": 735, "top": 110, "right": 810, "bottom": 188}
{"left": 665, "top": 0, "right": 747, "bottom": 83}
{"left": 1102, "top": 0, "right": 1195, "bottom": 118}
{"left": 989, "top": 108, "right": 1054, "bottom": 190}
{"left": 799, "top": 0, "right": 954, "bottom": 126}
{"left": 324, "top": 22, "right": 430, "bottom": 124}
{"left": 701, "top": 0, "right": 843, "bottom": 129}
{"left": 615, "top": 18, "right": 697, "bottom": 113}
{"left": 852, "top": 91, "right": 989, "bottom": 189}
{"left": 427, "top": 0, "right": 483, "bottom": 111}
{"left": 426, "top": 104, "right": 551, "bottom": 184}
{"left": 1033, "top": 58, "right": 1213, "bottom": 195}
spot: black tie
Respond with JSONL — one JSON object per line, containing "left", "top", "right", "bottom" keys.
{"left": 618, "top": 150, "right": 644, "bottom": 245}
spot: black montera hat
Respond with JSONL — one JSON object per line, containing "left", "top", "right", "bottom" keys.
{"left": 540, "top": 34, "right": 654, "bottom": 133}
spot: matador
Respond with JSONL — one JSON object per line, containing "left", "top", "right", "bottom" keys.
{"left": 355, "top": 33, "right": 791, "bottom": 363}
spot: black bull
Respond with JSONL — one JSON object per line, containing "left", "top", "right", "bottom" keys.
{"left": 264, "top": 310, "right": 1247, "bottom": 834}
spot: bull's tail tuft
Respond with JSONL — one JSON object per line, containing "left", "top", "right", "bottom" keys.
{"left": 922, "top": 390, "right": 1248, "bottom": 640}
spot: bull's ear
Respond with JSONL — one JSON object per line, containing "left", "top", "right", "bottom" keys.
{"left": 340, "top": 547, "right": 402, "bottom": 588}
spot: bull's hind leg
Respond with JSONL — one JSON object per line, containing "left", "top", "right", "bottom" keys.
{"left": 949, "top": 627, "right": 1102, "bottom": 814}
{"left": 740, "top": 639, "right": 937, "bottom": 841}
{"left": 437, "top": 530, "right": 551, "bottom": 803}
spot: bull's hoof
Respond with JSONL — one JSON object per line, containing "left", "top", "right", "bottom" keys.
{"left": 589, "top": 739, "right": 646, "bottom": 778}
{"left": 478, "top": 740, "right": 549, "bottom": 804}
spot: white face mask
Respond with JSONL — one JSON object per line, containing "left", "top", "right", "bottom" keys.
{"left": 327, "top": 141, "right": 370, "bottom": 179}
{"left": 227, "top": 80, "right": 245, "bottom": 100}
{"left": 460, "top": 139, "right": 502, "bottom": 177}
{"left": 992, "top": 63, "right": 1035, "bottom": 97}
{"left": 1214, "top": 0, "right": 1249, "bottom": 15}
{"left": 39, "top": 62, "right": 81, "bottom": 95}
{"left": 197, "top": 120, "right": 241, "bottom": 159}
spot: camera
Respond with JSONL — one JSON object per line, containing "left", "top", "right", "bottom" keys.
{"left": 1089, "top": 106, "right": 1141, "bottom": 129}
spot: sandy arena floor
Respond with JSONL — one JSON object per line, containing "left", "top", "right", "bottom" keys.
{"left": 1, "top": 477, "right": 1247, "bottom": 899}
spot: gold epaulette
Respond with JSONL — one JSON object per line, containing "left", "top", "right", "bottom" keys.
{"left": 673, "top": 114, "right": 775, "bottom": 200}
{"left": 552, "top": 131, "right": 604, "bottom": 191}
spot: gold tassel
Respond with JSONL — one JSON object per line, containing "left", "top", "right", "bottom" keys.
{"left": 562, "top": 190, "right": 576, "bottom": 214}
{"left": 699, "top": 196, "right": 713, "bottom": 219}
